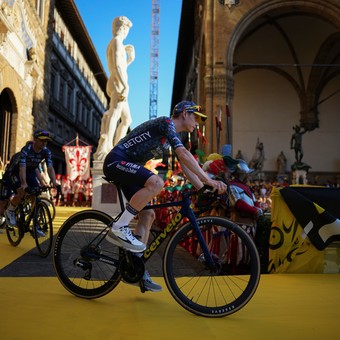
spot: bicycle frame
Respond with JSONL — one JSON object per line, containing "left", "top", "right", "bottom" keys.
{"left": 81, "top": 189, "right": 217, "bottom": 272}
{"left": 141, "top": 193, "right": 216, "bottom": 269}
{"left": 14, "top": 186, "right": 52, "bottom": 236}
{"left": 18, "top": 195, "right": 40, "bottom": 235}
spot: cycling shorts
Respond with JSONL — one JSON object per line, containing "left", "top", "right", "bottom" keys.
{"left": 103, "top": 150, "right": 155, "bottom": 200}
{"left": 0, "top": 171, "right": 40, "bottom": 200}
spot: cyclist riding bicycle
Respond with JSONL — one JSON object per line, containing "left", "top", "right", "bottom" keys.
{"left": 0, "top": 130, "right": 58, "bottom": 236}
{"left": 103, "top": 100, "right": 227, "bottom": 292}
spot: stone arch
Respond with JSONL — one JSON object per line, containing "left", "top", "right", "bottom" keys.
{"left": 0, "top": 60, "right": 25, "bottom": 156}
{"left": 228, "top": 0, "right": 340, "bottom": 57}
{"left": 226, "top": 0, "right": 340, "bottom": 118}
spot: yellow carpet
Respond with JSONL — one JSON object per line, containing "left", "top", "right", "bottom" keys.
{"left": 0, "top": 275, "right": 339, "bottom": 339}
{"left": 0, "top": 207, "right": 339, "bottom": 339}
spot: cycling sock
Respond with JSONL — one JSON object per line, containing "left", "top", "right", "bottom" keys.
{"left": 112, "top": 202, "right": 139, "bottom": 229}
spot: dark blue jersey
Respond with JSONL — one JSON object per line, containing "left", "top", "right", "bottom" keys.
{"left": 114, "top": 116, "right": 183, "bottom": 164}
{"left": 1, "top": 142, "right": 53, "bottom": 195}
{"left": 7, "top": 142, "right": 53, "bottom": 175}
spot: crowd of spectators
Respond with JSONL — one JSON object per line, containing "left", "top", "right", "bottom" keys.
{"left": 54, "top": 174, "right": 93, "bottom": 207}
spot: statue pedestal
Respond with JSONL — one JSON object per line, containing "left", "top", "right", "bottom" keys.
{"left": 291, "top": 162, "right": 311, "bottom": 185}
{"left": 292, "top": 169, "right": 307, "bottom": 185}
{"left": 91, "top": 160, "right": 125, "bottom": 217}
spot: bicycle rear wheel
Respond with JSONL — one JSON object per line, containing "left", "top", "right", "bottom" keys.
{"left": 6, "top": 205, "right": 24, "bottom": 246}
{"left": 34, "top": 201, "right": 53, "bottom": 257}
{"left": 163, "top": 216, "right": 261, "bottom": 318}
{"left": 53, "top": 210, "right": 121, "bottom": 299}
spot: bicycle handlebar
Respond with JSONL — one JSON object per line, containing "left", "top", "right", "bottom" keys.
{"left": 25, "top": 186, "right": 54, "bottom": 195}
{"left": 184, "top": 184, "right": 224, "bottom": 197}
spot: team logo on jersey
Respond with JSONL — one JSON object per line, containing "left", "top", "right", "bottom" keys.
{"left": 117, "top": 161, "right": 140, "bottom": 174}
{"left": 122, "top": 131, "right": 151, "bottom": 149}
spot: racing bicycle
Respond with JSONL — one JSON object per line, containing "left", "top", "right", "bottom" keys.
{"left": 6, "top": 186, "right": 54, "bottom": 257}
{"left": 53, "top": 179, "right": 261, "bottom": 318}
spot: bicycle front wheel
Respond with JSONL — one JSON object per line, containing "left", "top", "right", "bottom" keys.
{"left": 34, "top": 201, "right": 53, "bottom": 257}
{"left": 163, "top": 216, "right": 261, "bottom": 318}
{"left": 6, "top": 205, "right": 25, "bottom": 246}
{"left": 53, "top": 210, "right": 121, "bottom": 299}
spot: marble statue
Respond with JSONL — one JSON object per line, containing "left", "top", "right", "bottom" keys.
{"left": 249, "top": 138, "right": 265, "bottom": 173}
{"left": 276, "top": 151, "right": 287, "bottom": 174}
{"left": 235, "top": 149, "right": 244, "bottom": 160}
{"left": 94, "top": 16, "right": 135, "bottom": 161}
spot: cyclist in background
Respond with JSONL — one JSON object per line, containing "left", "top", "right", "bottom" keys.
{"left": 0, "top": 130, "right": 58, "bottom": 235}
{"left": 103, "top": 100, "right": 227, "bottom": 292}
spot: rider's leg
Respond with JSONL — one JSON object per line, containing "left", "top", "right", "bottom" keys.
{"left": 128, "top": 209, "right": 162, "bottom": 292}
{"left": 112, "top": 175, "right": 163, "bottom": 228}
{"left": 106, "top": 175, "right": 163, "bottom": 252}
{"left": 4, "top": 189, "right": 24, "bottom": 226}
{"left": 135, "top": 209, "right": 156, "bottom": 244}
{"left": 9, "top": 189, "right": 24, "bottom": 207}
{"left": 104, "top": 153, "right": 164, "bottom": 252}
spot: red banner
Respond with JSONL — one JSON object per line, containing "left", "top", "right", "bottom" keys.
{"left": 63, "top": 146, "right": 91, "bottom": 180}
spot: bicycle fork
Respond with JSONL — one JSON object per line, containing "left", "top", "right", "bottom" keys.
{"left": 181, "top": 206, "right": 218, "bottom": 272}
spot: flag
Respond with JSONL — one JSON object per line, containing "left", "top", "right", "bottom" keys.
{"left": 63, "top": 146, "right": 91, "bottom": 180}
{"left": 280, "top": 186, "right": 340, "bottom": 250}
{"left": 268, "top": 187, "right": 324, "bottom": 273}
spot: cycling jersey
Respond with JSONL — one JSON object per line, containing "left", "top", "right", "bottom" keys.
{"left": 18, "top": 141, "right": 53, "bottom": 172}
{"left": 0, "top": 142, "right": 53, "bottom": 199}
{"left": 114, "top": 116, "right": 184, "bottom": 164}
{"left": 103, "top": 117, "right": 184, "bottom": 200}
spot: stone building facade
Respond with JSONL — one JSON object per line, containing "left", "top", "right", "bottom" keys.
{"left": 0, "top": 0, "right": 108, "bottom": 174}
{"left": 0, "top": 0, "right": 53, "bottom": 164}
{"left": 50, "top": 0, "right": 108, "bottom": 173}
{"left": 172, "top": 0, "right": 340, "bottom": 183}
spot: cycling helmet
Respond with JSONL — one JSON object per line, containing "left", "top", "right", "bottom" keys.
{"left": 172, "top": 101, "right": 207, "bottom": 122}
{"left": 34, "top": 129, "right": 51, "bottom": 141}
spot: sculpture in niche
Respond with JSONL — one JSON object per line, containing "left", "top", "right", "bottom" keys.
{"left": 249, "top": 138, "right": 265, "bottom": 173}
{"left": 235, "top": 149, "right": 244, "bottom": 160}
{"left": 276, "top": 151, "right": 287, "bottom": 175}
{"left": 94, "top": 16, "right": 134, "bottom": 161}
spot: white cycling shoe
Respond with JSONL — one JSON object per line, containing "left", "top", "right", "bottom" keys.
{"left": 106, "top": 225, "right": 146, "bottom": 253}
